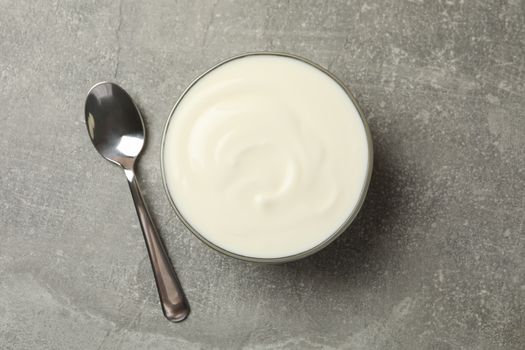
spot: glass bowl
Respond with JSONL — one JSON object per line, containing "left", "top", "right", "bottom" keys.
{"left": 160, "top": 52, "right": 373, "bottom": 263}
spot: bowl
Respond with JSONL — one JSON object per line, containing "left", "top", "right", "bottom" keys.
{"left": 161, "top": 52, "right": 373, "bottom": 263}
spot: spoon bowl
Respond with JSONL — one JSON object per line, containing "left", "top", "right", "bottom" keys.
{"left": 85, "top": 82, "right": 144, "bottom": 169}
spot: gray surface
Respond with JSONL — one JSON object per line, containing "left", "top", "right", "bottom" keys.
{"left": 0, "top": 0, "right": 524, "bottom": 349}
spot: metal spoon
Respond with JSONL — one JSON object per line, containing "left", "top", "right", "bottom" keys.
{"left": 84, "top": 82, "right": 189, "bottom": 322}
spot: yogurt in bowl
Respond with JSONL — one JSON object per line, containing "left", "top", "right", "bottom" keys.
{"left": 161, "top": 52, "right": 373, "bottom": 262}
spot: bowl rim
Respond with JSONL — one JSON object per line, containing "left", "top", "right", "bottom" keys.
{"left": 160, "top": 51, "right": 374, "bottom": 263}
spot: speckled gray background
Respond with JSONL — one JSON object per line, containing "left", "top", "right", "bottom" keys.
{"left": 1, "top": 0, "right": 524, "bottom": 349}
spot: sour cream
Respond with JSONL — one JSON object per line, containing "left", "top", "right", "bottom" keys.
{"left": 162, "top": 54, "right": 371, "bottom": 259}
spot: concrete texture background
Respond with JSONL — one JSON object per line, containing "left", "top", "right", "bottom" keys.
{"left": 1, "top": 0, "right": 524, "bottom": 349}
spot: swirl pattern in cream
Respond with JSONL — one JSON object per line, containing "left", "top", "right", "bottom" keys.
{"left": 163, "top": 55, "right": 370, "bottom": 259}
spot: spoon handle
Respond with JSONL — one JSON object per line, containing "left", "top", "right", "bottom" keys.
{"left": 124, "top": 168, "right": 190, "bottom": 322}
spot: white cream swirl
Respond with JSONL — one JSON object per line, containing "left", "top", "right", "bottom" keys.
{"left": 163, "top": 55, "right": 370, "bottom": 258}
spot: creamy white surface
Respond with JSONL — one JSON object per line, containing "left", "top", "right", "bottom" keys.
{"left": 163, "top": 55, "right": 370, "bottom": 259}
